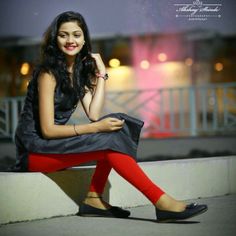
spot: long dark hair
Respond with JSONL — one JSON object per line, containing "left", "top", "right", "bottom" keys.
{"left": 36, "top": 11, "right": 97, "bottom": 110}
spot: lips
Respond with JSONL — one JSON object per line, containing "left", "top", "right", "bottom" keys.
{"left": 64, "top": 45, "right": 77, "bottom": 51}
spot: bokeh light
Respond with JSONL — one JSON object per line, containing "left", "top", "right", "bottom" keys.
{"left": 185, "top": 58, "right": 193, "bottom": 66}
{"left": 140, "top": 60, "right": 150, "bottom": 69}
{"left": 20, "top": 62, "right": 30, "bottom": 75}
{"left": 214, "top": 62, "right": 223, "bottom": 72}
{"left": 109, "top": 58, "right": 120, "bottom": 68}
{"left": 157, "top": 53, "right": 167, "bottom": 62}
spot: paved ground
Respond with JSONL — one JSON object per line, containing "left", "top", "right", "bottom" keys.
{"left": 0, "top": 194, "right": 235, "bottom": 236}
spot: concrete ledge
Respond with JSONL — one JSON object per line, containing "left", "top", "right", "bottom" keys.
{"left": 108, "top": 156, "right": 236, "bottom": 207}
{"left": 0, "top": 155, "right": 236, "bottom": 225}
{"left": 0, "top": 168, "right": 95, "bottom": 225}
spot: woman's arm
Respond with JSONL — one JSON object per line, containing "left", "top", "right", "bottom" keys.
{"left": 81, "top": 53, "right": 107, "bottom": 121}
{"left": 38, "top": 72, "right": 123, "bottom": 139}
{"left": 81, "top": 78, "right": 106, "bottom": 121}
{"left": 38, "top": 72, "right": 96, "bottom": 138}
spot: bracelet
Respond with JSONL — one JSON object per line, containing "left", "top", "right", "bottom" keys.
{"left": 96, "top": 73, "right": 109, "bottom": 80}
{"left": 73, "top": 124, "right": 79, "bottom": 136}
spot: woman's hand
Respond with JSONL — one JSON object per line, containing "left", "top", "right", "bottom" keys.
{"left": 91, "top": 53, "right": 106, "bottom": 75}
{"left": 93, "top": 117, "right": 125, "bottom": 133}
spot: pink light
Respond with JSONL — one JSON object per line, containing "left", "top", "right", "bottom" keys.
{"left": 131, "top": 36, "right": 183, "bottom": 138}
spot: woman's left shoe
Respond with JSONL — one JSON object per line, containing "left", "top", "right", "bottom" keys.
{"left": 155, "top": 203, "right": 208, "bottom": 222}
{"left": 78, "top": 203, "right": 131, "bottom": 218}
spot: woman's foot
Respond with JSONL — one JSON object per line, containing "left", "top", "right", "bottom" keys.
{"left": 83, "top": 194, "right": 111, "bottom": 210}
{"left": 155, "top": 194, "right": 186, "bottom": 212}
{"left": 155, "top": 202, "right": 208, "bottom": 222}
{"left": 155, "top": 194, "right": 208, "bottom": 222}
{"left": 79, "top": 192, "right": 130, "bottom": 218}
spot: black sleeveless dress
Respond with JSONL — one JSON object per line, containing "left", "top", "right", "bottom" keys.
{"left": 13, "top": 75, "right": 144, "bottom": 172}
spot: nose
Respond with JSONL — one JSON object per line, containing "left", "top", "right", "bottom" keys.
{"left": 66, "top": 35, "right": 74, "bottom": 43}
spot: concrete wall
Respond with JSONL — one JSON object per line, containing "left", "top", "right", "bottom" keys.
{"left": 1, "top": 155, "right": 236, "bottom": 225}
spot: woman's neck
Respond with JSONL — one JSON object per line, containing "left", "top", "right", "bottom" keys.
{"left": 66, "top": 56, "right": 75, "bottom": 73}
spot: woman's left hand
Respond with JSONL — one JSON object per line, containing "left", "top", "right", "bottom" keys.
{"left": 91, "top": 53, "right": 106, "bottom": 75}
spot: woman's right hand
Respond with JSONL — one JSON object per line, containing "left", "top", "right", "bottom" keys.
{"left": 93, "top": 117, "right": 125, "bottom": 133}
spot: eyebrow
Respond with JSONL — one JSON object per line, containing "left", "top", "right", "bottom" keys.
{"left": 58, "top": 30, "right": 83, "bottom": 33}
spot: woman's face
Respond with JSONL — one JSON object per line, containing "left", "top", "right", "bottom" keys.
{"left": 57, "top": 21, "right": 85, "bottom": 58}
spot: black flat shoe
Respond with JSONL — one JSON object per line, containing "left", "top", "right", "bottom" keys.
{"left": 155, "top": 203, "right": 208, "bottom": 222}
{"left": 78, "top": 203, "right": 131, "bottom": 218}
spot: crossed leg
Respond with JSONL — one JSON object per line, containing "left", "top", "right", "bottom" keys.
{"left": 29, "top": 150, "right": 186, "bottom": 212}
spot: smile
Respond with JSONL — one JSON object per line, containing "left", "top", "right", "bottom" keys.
{"left": 64, "top": 45, "right": 78, "bottom": 51}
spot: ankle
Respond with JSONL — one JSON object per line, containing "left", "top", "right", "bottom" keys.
{"left": 83, "top": 195, "right": 111, "bottom": 210}
{"left": 86, "top": 192, "right": 102, "bottom": 198}
{"left": 86, "top": 196, "right": 102, "bottom": 199}
{"left": 84, "top": 195, "right": 102, "bottom": 205}
{"left": 155, "top": 194, "right": 186, "bottom": 212}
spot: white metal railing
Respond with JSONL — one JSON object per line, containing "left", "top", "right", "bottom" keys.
{"left": 103, "top": 82, "right": 236, "bottom": 137}
{"left": 0, "top": 83, "right": 236, "bottom": 139}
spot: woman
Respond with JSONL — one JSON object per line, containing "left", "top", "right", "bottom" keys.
{"left": 13, "top": 11, "right": 207, "bottom": 222}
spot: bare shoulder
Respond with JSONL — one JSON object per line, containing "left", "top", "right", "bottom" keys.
{"left": 38, "top": 71, "right": 56, "bottom": 83}
{"left": 38, "top": 71, "right": 56, "bottom": 90}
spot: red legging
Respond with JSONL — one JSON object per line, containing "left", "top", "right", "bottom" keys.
{"left": 29, "top": 150, "right": 165, "bottom": 204}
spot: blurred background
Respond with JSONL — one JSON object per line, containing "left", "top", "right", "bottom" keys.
{"left": 0, "top": 0, "right": 236, "bottom": 166}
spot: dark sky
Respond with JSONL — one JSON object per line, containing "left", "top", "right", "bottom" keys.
{"left": 0, "top": 0, "right": 235, "bottom": 39}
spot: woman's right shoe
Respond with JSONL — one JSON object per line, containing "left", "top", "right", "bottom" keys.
{"left": 155, "top": 203, "right": 208, "bottom": 222}
{"left": 78, "top": 203, "right": 131, "bottom": 218}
